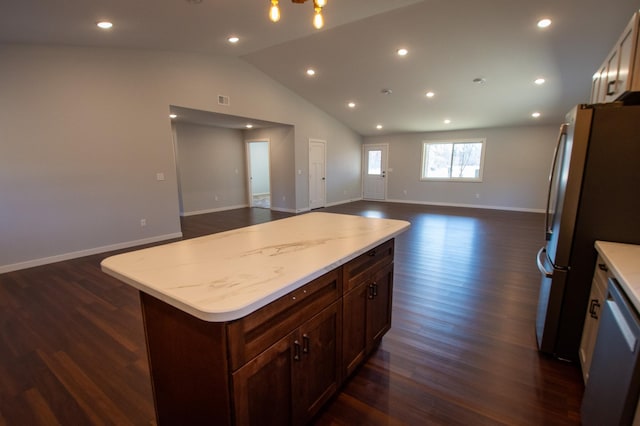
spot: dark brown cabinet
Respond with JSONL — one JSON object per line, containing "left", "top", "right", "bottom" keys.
{"left": 342, "top": 241, "right": 394, "bottom": 378}
{"left": 232, "top": 301, "right": 341, "bottom": 425}
{"left": 140, "top": 239, "right": 395, "bottom": 425}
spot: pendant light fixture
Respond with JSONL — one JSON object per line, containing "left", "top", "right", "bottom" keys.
{"left": 268, "top": 0, "right": 327, "bottom": 29}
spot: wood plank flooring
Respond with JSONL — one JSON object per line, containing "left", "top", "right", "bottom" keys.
{"left": 0, "top": 201, "right": 584, "bottom": 425}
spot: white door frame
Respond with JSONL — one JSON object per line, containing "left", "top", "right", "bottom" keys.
{"left": 362, "top": 143, "right": 388, "bottom": 200}
{"left": 245, "top": 139, "right": 271, "bottom": 208}
{"left": 309, "top": 139, "right": 327, "bottom": 210}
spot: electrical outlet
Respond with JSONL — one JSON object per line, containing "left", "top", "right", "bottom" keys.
{"left": 214, "top": 195, "right": 218, "bottom": 201}
{"left": 140, "top": 218, "right": 147, "bottom": 227}
{"left": 475, "top": 193, "right": 480, "bottom": 199}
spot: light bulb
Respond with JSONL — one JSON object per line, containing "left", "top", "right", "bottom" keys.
{"left": 315, "top": 0, "right": 327, "bottom": 7}
{"left": 269, "top": 1, "right": 280, "bottom": 22}
{"left": 313, "top": 8, "right": 324, "bottom": 29}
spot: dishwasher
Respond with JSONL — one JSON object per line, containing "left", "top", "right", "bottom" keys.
{"left": 581, "top": 278, "right": 640, "bottom": 425}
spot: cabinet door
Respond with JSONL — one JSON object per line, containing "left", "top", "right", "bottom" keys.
{"left": 604, "top": 48, "right": 621, "bottom": 102}
{"left": 579, "top": 260, "right": 609, "bottom": 384}
{"left": 617, "top": 21, "right": 636, "bottom": 96}
{"left": 295, "top": 301, "right": 341, "bottom": 424}
{"left": 342, "top": 282, "right": 368, "bottom": 378}
{"left": 367, "top": 262, "right": 394, "bottom": 348}
{"left": 233, "top": 334, "right": 296, "bottom": 426}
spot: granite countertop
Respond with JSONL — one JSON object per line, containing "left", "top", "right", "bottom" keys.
{"left": 101, "top": 212, "right": 410, "bottom": 322}
{"left": 595, "top": 241, "right": 640, "bottom": 311}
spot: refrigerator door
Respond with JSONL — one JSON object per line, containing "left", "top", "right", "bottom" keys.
{"left": 536, "top": 247, "right": 569, "bottom": 353}
{"left": 545, "top": 106, "right": 593, "bottom": 268}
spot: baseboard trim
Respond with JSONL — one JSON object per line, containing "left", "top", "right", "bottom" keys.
{"left": 0, "top": 232, "right": 183, "bottom": 274}
{"left": 384, "top": 198, "right": 544, "bottom": 213}
{"left": 181, "top": 204, "right": 249, "bottom": 217}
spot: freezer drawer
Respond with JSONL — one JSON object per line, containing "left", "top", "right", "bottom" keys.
{"left": 581, "top": 278, "right": 640, "bottom": 425}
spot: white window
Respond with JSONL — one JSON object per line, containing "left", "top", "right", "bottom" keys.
{"left": 421, "top": 139, "right": 486, "bottom": 181}
{"left": 367, "top": 150, "right": 382, "bottom": 175}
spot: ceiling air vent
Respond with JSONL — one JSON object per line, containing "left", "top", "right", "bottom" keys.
{"left": 218, "top": 95, "right": 230, "bottom": 106}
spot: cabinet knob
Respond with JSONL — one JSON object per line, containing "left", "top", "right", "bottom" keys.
{"left": 598, "top": 263, "right": 609, "bottom": 272}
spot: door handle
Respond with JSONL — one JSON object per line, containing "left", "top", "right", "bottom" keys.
{"left": 293, "top": 340, "right": 301, "bottom": 361}
{"left": 607, "top": 297, "right": 637, "bottom": 352}
{"left": 536, "top": 247, "right": 553, "bottom": 278}
{"left": 589, "top": 299, "right": 601, "bottom": 319}
{"left": 302, "top": 334, "right": 310, "bottom": 354}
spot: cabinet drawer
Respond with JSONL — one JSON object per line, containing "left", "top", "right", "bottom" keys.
{"left": 343, "top": 239, "right": 394, "bottom": 292}
{"left": 227, "top": 268, "right": 342, "bottom": 371}
{"left": 594, "top": 255, "right": 612, "bottom": 292}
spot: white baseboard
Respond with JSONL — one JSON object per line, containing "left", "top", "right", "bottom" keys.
{"left": 384, "top": 198, "right": 544, "bottom": 213}
{"left": 326, "top": 197, "right": 363, "bottom": 208}
{"left": 271, "top": 206, "right": 299, "bottom": 213}
{"left": 181, "top": 204, "right": 249, "bottom": 217}
{"left": 0, "top": 232, "right": 183, "bottom": 274}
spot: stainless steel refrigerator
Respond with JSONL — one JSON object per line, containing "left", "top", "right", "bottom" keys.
{"left": 535, "top": 103, "right": 640, "bottom": 361}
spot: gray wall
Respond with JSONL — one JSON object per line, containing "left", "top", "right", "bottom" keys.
{"left": 364, "top": 125, "right": 559, "bottom": 212}
{"left": 174, "top": 123, "right": 248, "bottom": 215}
{"left": 0, "top": 43, "right": 362, "bottom": 272}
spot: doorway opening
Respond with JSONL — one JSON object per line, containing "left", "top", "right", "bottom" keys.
{"left": 246, "top": 140, "right": 271, "bottom": 209}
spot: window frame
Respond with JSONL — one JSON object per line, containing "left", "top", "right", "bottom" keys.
{"left": 420, "top": 138, "right": 486, "bottom": 182}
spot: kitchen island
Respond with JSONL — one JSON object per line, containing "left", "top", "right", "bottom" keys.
{"left": 101, "top": 212, "right": 410, "bottom": 425}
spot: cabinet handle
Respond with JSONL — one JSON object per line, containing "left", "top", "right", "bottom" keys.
{"left": 372, "top": 282, "right": 378, "bottom": 297}
{"left": 302, "top": 334, "right": 310, "bottom": 354}
{"left": 368, "top": 250, "right": 377, "bottom": 257}
{"left": 368, "top": 284, "right": 374, "bottom": 299}
{"left": 598, "top": 263, "right": 608, "bottom": 272}
{"left": 294, "top": 340, "right": 301, "bottom": 361}
{"left": 607, "top": 80, "right": 617, "bottom": 96}
{"left": 589, "top": 299, "right": 601, "bottom": 319}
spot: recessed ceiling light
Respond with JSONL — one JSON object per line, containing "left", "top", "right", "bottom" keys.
{"left": 532, "top": 112, "right": 541, "bottom": 118}
{"left": 376, "top": 124, "right": 383, "bottom": 130}
{"left": 444, "top": 119, "right": 451, "bottom": 124}
{"left": 347, "top": 102, "right": 356, "bottom": 108}
{"left": 397, "top": 48, "right": 408, "bottom": 56}
{"left": 534, "top": 78, "right": 546, "bottom": 85}
{"left": 228, "top": 36, "right": 239, "bottom": 43}
{"left": 169, "top": 114, "right": 177, "bottom": 119}
{"left": 473, "top": 77, "right": 486, "bottom": 85}
{"left": 96, "top": 21, "right": 113, "bottom": 29}
{"left": 381, "top": 88, "right": 393, "bottom": 95}
{"left": 425, "top": 91, "right": 435, "bottom": 98}
{"left": 246, "top": 124, "right": 254, "bottom": 128}
{"left": 306, "top": 68, "right": 316, "bottom": 76}
{"left": 537, "top": 18, "right": 552, "bottom": 28}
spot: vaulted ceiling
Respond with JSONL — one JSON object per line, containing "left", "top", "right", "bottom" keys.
{"left": 2, "top": 0, "right": 638, "bottom": 135}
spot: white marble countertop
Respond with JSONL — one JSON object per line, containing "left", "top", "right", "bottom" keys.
{"left": 101, "top": 212, "right": 410, "bottom": 322}
{"left": 595, "top": 241, "right": 640, "bottom": 311}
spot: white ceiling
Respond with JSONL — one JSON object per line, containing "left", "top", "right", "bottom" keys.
{"left": 2, "top": 0, "right": 638, "bottom": 135}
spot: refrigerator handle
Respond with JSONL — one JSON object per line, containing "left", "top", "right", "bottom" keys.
{"left": 545, "top": 123, "right": 569, "bottom": 241}
{"left": 536, "top": 247, "right": 553, "bottom": 278}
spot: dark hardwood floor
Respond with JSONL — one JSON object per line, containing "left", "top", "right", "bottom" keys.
{"left": 0, "top": 201, "right": 584, "bottom": 425}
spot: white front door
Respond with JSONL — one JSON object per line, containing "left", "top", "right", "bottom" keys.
{"left": 309, "top": 139, "right": 326, "bottom": 210}
{"left": 363, "top": 144, "right": 388, "bottom": 200}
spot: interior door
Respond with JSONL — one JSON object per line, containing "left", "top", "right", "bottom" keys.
{"left": 363, "top": 144, "right": 388, "bottom": 200}
{"left": 309, "top": 139, "right": 326, "bottom": 210}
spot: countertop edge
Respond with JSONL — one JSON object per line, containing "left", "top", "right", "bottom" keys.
{"left": 595, "top": 240, "right": 640, "bottom": 313}
{"left": 101, "top": 218, "right": 410, "bottom": 322}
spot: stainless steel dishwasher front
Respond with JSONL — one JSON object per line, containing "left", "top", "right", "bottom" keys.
{"left": 581, "top": 278, "right": 640, "bottom": 425}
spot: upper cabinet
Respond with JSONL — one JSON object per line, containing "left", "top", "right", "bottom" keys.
{"left": 591, "top": 11, "right": 640, "bottom": 103}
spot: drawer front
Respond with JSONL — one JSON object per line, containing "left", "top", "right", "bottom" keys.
{"left": 227, "top": 268, "right": 342, "bottom": 371}
{"left": 343, "top": 239, "right": 394, "bottom": 292}
{"left": 594, "top": 255, "right": 613, "bottom": 293}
